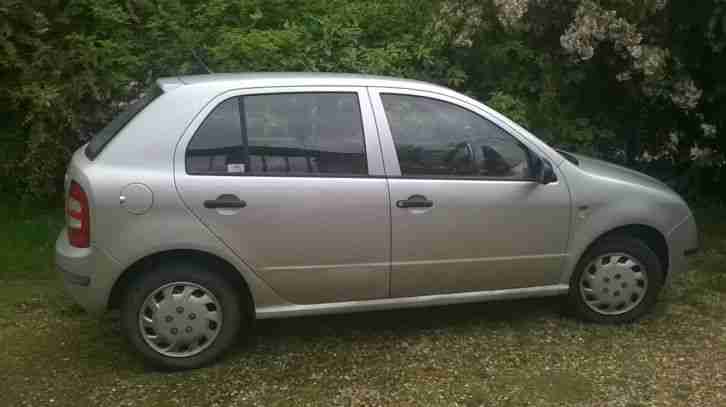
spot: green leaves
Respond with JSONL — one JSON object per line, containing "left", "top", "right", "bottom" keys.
{"left": 2, "top": 0, "right": 726, "bottom": 201}
{"left": 487, "top": 92, "right": 530, "bottom": 129}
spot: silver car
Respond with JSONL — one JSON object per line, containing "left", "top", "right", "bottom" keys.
{"left": 56, "top": 73, "right": 699, "bottom": 369}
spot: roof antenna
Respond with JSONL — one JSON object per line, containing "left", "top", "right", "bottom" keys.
{"left": 191, "top": 48, "right": 214, "bottom": 74}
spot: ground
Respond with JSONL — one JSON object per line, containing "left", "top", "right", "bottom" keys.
{"left": 1, "top": 204, "right": 725, "bottom": 407}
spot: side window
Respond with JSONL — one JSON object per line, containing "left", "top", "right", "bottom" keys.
{"left": 186, "top": 98, "right": 244, "bottom": 174}
{"left": 186, "top": 92, "right": 367, "bottom": 176}
{"left": 244, "top": 93, "right": 367, "bottom": 175}
{"left": 381, "top": 94, "right": 532, "bottom": 179}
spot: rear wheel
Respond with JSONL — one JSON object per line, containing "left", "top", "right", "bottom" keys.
{"left": 120, "top": 259, "right": 248, "bottom": 369}
{"left": 568, "top": 236, "right": 663, "bottom": 323}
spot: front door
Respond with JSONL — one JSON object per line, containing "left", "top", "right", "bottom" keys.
{"left": 370, "top": 88, "right": 571, "bottom": 297}
{"left": 175, "top": 87, "right": 390, "bottom": 304}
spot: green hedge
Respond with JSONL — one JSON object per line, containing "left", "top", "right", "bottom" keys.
{"left": 2, "top": 0, "right": 725, "bottom": 202}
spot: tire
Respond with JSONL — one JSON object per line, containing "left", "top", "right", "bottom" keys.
{"left": 568, "top": 235, "right": 664, "bottom": 323}
{"left": 120, "top": 259, "right": 248, "bottom": 370}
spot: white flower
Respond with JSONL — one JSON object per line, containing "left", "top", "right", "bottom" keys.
{"left": 701, "top": 123, "right": 717, "bottom": 138}
{"left": 616, "top": 71, "right": 632, "bottom": 82}
{"left": 494, "top": 0, "right": 529, "bottom": 27}
{"left": 670, "top": 79, "right": 702, "bottom": 111}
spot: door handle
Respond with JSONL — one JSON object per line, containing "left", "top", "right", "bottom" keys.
{"left": 204, "top": 194, "right": 247, "bottom": 209}
{"left": 396, "top": 195, "right": 434, "bottom": 209}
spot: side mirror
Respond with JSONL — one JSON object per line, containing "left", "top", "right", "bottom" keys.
{"left": 535, "top": 156, "right": 557, "bottom": 185}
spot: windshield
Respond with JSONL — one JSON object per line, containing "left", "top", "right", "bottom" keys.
{"left": 85, "top": 86, "right": 163, "bottom": 159}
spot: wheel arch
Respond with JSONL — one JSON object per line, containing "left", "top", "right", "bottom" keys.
{"left": 108, "top": 249, "right": 254, "bottom": 318}
{"left": 576, "top": 224, "right": 669, "bottom": 278}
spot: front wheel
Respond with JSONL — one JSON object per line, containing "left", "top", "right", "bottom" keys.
{"left": 568, "top": 236, "right": 664, "bottom": 323}
{"left": 120, "top": 260, "right": 247, "bottom": 369}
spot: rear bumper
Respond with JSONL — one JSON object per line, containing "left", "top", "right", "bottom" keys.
{"left": 666, "top": 214, "right": 699, "bottom": 284}
{"left": 55, "top": 230, "right": 121, "bottom": 316}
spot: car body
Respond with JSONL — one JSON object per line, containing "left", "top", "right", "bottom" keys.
{"left": 56, "top": 73, "right": 699, "bottom": 368}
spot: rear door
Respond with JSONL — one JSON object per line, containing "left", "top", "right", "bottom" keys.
{"left": 369, "top": 88, "right": 571, "bottom": 297}
{"left": 175, "top": 87, "right": 390, "bottom": 304}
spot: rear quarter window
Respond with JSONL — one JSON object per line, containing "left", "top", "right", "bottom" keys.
{"left": 85, "top": 86, "right": 163, "bottom": 160}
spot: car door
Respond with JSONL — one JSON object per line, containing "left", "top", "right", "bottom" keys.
{"left": 175, "top": 87, "right": 390, "bottom": 304}
{"left": 369, "top": 88, "right": 571, "bottom": 297}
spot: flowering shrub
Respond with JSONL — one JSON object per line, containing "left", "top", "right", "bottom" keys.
{"left": 1, "top": 0, "right": 725, "bottom": 200}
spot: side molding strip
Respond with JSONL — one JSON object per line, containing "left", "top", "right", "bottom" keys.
{"left": 262, "top": 253, "right": 567, "bottom": 271}
{"left": 256, "top": 284, "right": 570, "bottom": 319}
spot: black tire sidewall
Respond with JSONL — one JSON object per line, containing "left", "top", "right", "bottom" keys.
{"left": 568, "top": 236, "right": 664, "bottom": 324}
{"left": 120, "top": 260, "right": 246, "bottom": 370}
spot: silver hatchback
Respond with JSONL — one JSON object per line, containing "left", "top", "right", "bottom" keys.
{"left": 56, "top": 73, "right": 699, "bottom": 369}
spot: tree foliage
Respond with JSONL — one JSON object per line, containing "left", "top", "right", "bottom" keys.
{"left": 1, "top": 0, "right": 725, "bottom": 201}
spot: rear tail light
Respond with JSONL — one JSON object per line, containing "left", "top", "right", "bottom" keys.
{"left": 67, "top": 181, "right": 90, "bottom": 248}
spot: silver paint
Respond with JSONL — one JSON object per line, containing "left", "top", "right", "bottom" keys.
{"left": 120, "top": 183, "right": 153, "bottom": 214}
{"left": 53, "top": 72, "right": 698, "bottom": 320}
{"left": 256, "top": 284, "right": 570, "bottom": 319}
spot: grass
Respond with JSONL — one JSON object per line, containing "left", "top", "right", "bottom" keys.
{"left": 0, "top": 204, "right": 63, "bottom": 281}
{"left": 2, "top": 203, "right": 726, "bottom": 406}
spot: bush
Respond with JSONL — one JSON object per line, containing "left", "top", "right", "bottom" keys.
{"left": 1, "top": 0, "right": 725, "bottom": 202}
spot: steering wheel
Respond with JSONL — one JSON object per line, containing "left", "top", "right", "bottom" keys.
{"left": 445, "top": 142, "right": 475, "bottom": 174}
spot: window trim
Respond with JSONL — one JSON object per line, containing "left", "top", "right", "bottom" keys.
{"left": 380, "top": 91, "right": 537, "bottom": 182}
{"left": 384, "top": 174, "right": 539, "bottom": 182}
{"left": 369, "top": 87, "right": 545, "bottom": 182}
{"left": 238, "top": 97, "right": 250, "bottom": 169}
{"left": 184, "top": 90, "right": 374, "bottom": 178}
{"left": 185, "top": 96, "right": 245, "bottom": 176}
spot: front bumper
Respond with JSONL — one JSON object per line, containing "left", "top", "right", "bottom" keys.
{"left": 55, "top": 230, "right": 121, "bottom": 316}
{"left": 666, "top": 214, "right": 699, "bottom": 284}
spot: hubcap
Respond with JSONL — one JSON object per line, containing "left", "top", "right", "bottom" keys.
{"left": 579, "top": 253, "right": 648, "bottom": 316}
{"left": 138, "top": 282, "right": 222, "bottom": 358}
